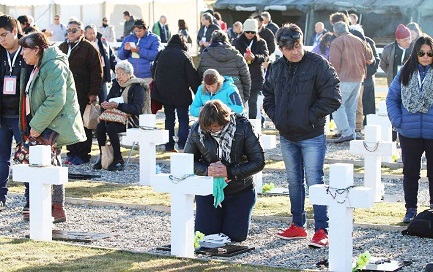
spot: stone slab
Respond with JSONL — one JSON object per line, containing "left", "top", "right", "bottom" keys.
{"left": 26, "top": 230, "right": 113, "bottom": 243}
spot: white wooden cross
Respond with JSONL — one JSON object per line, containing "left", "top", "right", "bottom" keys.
{"left": 151, "top": 153, "right": 213, "bottom": 257}
{"left": 125, "top": 114, "right": 169, "bottom": 186}
{"left": 12, "top": 145, "right": 68, "bottom": 241}
{"left": 366, "top": 101, "right": 396, "bottom": 162}
{"left": 350, "top": 125, "right": 394, "bottom": 202}
{"left": 309, "top": 163, "right": 374, "bottom": 272}
{"left": 249, "top": 119, "right": 276, "bottom": 193}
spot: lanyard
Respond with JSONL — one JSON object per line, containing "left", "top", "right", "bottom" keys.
{"left": 6, "top": 46, "right": 21, "bottom": 75}
{"left": 417, "top": 70, "right": 428, "bottom": 90}
{"left": 67, "top": 40, "right": 80, "bottom": 58}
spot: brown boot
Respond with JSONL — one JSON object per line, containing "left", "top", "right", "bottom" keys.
{"left": 52, "top": 203, "right": 66, "bottom": 223}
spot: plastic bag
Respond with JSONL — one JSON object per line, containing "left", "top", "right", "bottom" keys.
{"left": 83, "top": 103, "right": 100, "bottom": 129}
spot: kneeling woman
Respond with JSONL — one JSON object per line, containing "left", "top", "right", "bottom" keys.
{"left": 184, "top": 100, "right": 265, "bottom": 241}
{"left": 94, "top": 60, "right": 149, "bottom": 171}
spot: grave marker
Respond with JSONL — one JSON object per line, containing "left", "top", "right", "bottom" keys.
{"left": 126, "top": 114, "right": 169, "bottom": 186}
{"left": 309, "top": 163, "right": 374, "bottom": 272}
{"left": 151, "top": 153, "right": 213, "bottom": 257}
{"left": 350, "top": 125, "right": 394, "bottom": 202}
{"left": 12, "top": 146, "right": 68, "bottom": 241}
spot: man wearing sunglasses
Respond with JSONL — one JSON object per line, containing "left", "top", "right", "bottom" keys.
{"left": 44, "top": 15, "right": 67, "bottom": 42}
{"left": 263, "top": 24, "right": 341, "bottom": 248}
{"left": 58, "top": 20, "right": 103, "bottom": 165}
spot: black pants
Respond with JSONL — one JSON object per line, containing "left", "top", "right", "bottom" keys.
{"left": 248, "top": 88, "right": 261, "bottom": 119}
{"left": 66, "top": 126, "right": 93, "bottom": 160}
{"left": 399, "top": 134, "right": 433, "bottom": 209}
{"left": 96, "top": 121, "right": 126, "bottom": 161}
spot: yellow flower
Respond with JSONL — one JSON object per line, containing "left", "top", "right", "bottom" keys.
{"left": 262, "top": 182, "right": 275, "bottom": 194}
{"left": 194, "top": 231, "right": 205, "bottom": 249}
{"left": 353, "top": 251, "right": 371, "bottom": 271}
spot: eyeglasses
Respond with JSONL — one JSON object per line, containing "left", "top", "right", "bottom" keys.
{"left": 66, "top": 28, "right": 80, "bottom": 34}
{"left": 54, "top": 18, "right": 59, "bottom": 21}
{"left": 417, "top": 51, "right": 433, "bottom": 57}
{"left": 116, "top": 72, "right": 126, "bottom": 77}
{"left": 245, "top": 31, "right": 256, "bottom": 34}
{"left": 0, "top": 31, "right": 11, "bottom": 41}
{"left": 280, "top": 30, "right": 301, "bottom": 42}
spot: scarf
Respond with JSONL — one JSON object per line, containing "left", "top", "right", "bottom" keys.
{"left": 401, "top": 67, "right": 433, "bottom": 113}
{"left": 118, "top": 76, "right": 151, "bottom": 114}
{"left": 198, "top": 113, "right": 237, "bottom": 163}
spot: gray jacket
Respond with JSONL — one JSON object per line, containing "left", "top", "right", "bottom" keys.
{"left": 198, "top": 43, "right": 251, "bottom": 103}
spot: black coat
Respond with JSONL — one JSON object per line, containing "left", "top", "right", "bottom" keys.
{"left": 196, "top": 24, "right": 220, "bottom": 53}
{"left": 233, "top": 35, "right": 269, "bottom": 91}
{"left": 107, "top": 79, "right": 145, "bottom": 127}
{"left": 96, "top": 32, "right": 117, "bottom": 83}
{"left": 152, "top": 43, "right": 200, "bottom": 107}
{"left": 259, "top": 27, "right": 276, "bottom": 55}
{"left": 263, "top": 51, "right": 341, "bottom": 142}
{"left": 184, "top": 115, "right": 265, "bottom": 195}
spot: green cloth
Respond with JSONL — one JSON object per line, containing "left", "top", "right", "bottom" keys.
{"left": 213, "top": 177, "right": 227, "bottom": 208}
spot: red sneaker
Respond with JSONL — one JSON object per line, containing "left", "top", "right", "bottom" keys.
{"left": 276, "top": 223, "right": 307, "bottom": 240}
{"left": 308, "top": 229, "right": 329, "bottom": 248}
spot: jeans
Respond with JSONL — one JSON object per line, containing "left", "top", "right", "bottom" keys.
{"left": 399, "top": 135, "right": 433, "bottom": 209}
{"left": 333, "top": 82, "right": 362, "bottom": 137}
{"left": 164, "top": 105, "right": 189, "bottom": 150}
{"left": 280, "top": 134, "right": 328, "bottom": 231}
{"left": 0, "top": 117, "right": 22, "bottom": 201}
{"left": 96, "top": 121, "right": 126, "bottom": 161}
{"left": 195, "top": 187, "right": 256, "bottom": 242}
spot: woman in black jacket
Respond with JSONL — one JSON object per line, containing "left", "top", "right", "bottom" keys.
{"left": 232, "top": 19, "right": 269, "bottom": 119}
{"left": 184, "top": 100, "right": 265, "bottom": 242}
{"left": 153, "top": 34, "right": 200, "bottom": 151}
{"left": 94, "top": 60, "right": 149, "bottom": 171}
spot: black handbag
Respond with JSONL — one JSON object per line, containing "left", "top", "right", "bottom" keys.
{"left": 14, "top": 128, "right": 59, "bottom": 164}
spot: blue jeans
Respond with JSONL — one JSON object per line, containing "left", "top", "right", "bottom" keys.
{"left": 164, "top": 105, "right": 189, "bottom": 150}
{"left": 195, "top": 187, "right": 256, "bottom": 242}
{"left": 0, "top": 117, "right": 22, "bottom": 201}
{"left": 280, "top": 134, "right": 328, "bottom": 231}
{"left": 333, "top": 82, "right": 362, "bottom": 137}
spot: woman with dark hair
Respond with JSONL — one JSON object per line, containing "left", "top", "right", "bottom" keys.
{"left": 184, "top": 100, "right": 265, "bottom": 242}
{"left": 312, "top": 32, "right": 333, "bottom": 59}
{"left": 152, "top": 34, "right": 200, "bottom": 152}
{"left": 178, "top": 19, "right": 192, "bottom": 43}
{"left": 213, "top": 12, "right": 227, "bottom": 32}
{"left": 232, "top": 18, "right": 269, "bottom": 119}
{"left": 387, "top": 36, "right": 433, "bottom": 223}
{"left": 407, "top": 22, "right": 423, "bottom": 43}
{"left": 19, "top": 32, "right": 86, "bottom": 222}
{"left": 196, "top": 12, "right": 220, "bottom": 53}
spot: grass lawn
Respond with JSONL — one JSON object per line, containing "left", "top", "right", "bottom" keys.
{"left": 0, "top": 237, "right": 300, "bottom": 272}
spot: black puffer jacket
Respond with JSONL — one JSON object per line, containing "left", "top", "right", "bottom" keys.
{"left": 232, "top": 35, "right": 269, "bottom": 91}
{"left": 184, "top": 115, "right": 265, "bottom": 195}
{"left": 198, "top": 43, "right": 251, "bottom": 103}
{"left": 153, "top": 43, "right": 200, "bottom": 107}
{"left": 263, "top": 51, "right": 341, "bottom": 142}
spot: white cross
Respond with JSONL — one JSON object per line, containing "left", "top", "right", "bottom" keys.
{"left": 309, "top": 163, "right": 374, "bottom": 272}
{"left": 249, "top": 119, "right": 276, "bottom": 193}
{"left": 350, "top": 125, "right": 394, "bottom": 202}
{"left": 125, "top": 114, "right": 169, "bottom": 186}
{"left": 151, "top": 153, "right": 213, "bottom": 257}
{"left": 366, "top": 101, "right": 396, "bottom": 162}
{"left": 12, "top": 145, "right": 68, "bottom": 241}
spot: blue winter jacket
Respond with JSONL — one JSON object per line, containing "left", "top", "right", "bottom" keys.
{"left": 117, "top": 32, "right": 160, "bottom": 78}
{"left": 386, "top": 65, "right": 433, "bottom": 139}
{"left": 190, "top": 76, "right": 243, "bottom": 117}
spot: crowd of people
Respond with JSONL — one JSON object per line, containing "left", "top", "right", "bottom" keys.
{"left": 0, "top": 8, "right": 432, "bottom": 250}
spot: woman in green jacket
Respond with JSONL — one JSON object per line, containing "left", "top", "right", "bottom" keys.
{"left": 19, "top": 32, "right": 86, "bottom": 223}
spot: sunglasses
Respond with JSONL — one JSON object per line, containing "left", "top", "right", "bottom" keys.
{"left": 245, "top": 31, "right": 256, "bottom": 34}
{"left": 280, "top": 30, "right": 301, "bottom": 41}
{"left": 417, "top": 51, "right": 433, "bottom": 57}
{"left": 66, "top": 28, "right": 80, "bottom": 34}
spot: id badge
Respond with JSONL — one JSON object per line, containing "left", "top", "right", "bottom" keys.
{"left": 132, "top": 52, "right": 140, "bottom": 59}
{"left": 3, "top": 76, "right": 17, "bottom": 95}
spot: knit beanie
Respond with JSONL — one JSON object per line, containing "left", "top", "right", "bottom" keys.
{"left": 395, "top": 24, "right": 411, "bottom": 40}
{"left": 243, "top": 19, "right": 258, "bottom": 32}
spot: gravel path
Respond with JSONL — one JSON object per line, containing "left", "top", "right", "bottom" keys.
{"left": 3, "top": 115, "right": 432, "bottom": 271}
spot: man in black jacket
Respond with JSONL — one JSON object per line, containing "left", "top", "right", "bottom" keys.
{"left": 254, "top": 15, "right": 276, "bottom": 55}
{"left": 84, "top": 24, "right": 117, "bottom": 103}
{"left": 263, "top": 24, "right": 341, "bottom": 248}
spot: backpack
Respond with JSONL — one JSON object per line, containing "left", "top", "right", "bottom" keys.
{"left": 402, "top": 209, "right": 433, "bottom": 238}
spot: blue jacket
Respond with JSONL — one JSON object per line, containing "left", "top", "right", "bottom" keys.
{"left": 386, "top": 66, "right": 433, "bottom": 139}
{"left": 190, "top": 76, "right": 243, "bottom": 117}
{"left": 117, "top": 32, "right": 160, "bottom": 78}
